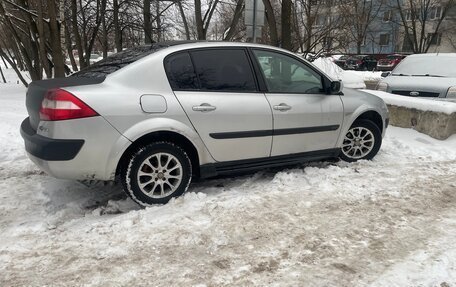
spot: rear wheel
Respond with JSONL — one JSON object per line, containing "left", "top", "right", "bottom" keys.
{"left": 121, "top": 142, "right": 192, "bottom": 206}
{"left": 339, "top": 119, "right": 381, "bottom": 162}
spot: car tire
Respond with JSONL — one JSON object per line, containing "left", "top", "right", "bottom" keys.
{"left": 339, "top": 119, "right": 382, "bottom": 162}
{"left": 121, "top": 141, "right": 192, "bottom": 206}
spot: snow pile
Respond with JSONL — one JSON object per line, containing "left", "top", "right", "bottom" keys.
{"left": 349, "top": 70, "right": 383, "bottom": 82}
{"left": 312, "top": 57, "right": 366, "bottom": 89}
{"left": 364, "top": 90, "right": 456, "bottom": 114}
{"left": 2, "top": 65, "right": 456, "bottom": 286}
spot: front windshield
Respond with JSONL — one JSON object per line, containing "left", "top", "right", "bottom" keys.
{"left": 392, "top": 55, "right": 456, "bottom": 77}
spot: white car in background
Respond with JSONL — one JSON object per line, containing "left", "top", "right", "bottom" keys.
{"left": 377, "top": 53, "right": 456, "bottom": 100}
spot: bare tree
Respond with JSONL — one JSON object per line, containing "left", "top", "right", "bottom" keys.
{"left": 222, "top": 0, "right": 245, "bottom": 41}
{"left": 339, "top": 0, "right": 383, "bottom": 54}
{"left": 393, "top": 0, "right": 456, "bottom": 53}
{"left": 293, "top": 0, "right": 348, "bottom": 55}
{"left": 194, "top": 0, "right": 220, "bottom": 39}
{"left": 281, "top": 0, "right": 292, "bottom": 50}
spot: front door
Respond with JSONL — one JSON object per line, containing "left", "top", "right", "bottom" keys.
{"left": 251, "top": 49, "right": 344, "bottom": 156}
{"left": 165, "top": 49, "right": 273, "bottom": 162}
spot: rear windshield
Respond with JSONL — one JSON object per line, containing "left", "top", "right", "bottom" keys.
{"left": 72, "top": 44, "right": 170, "bottom": 78}
{"left": 387, "top": 55, "right": 402, "bottom": 59}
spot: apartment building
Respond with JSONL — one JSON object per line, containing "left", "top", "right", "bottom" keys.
{"left": 309, "top": 0, "right": 456, "bottom": 54}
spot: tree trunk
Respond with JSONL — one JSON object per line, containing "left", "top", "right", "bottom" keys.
{"left": 63, "top": 15, "right": 79, "bottom": 71}
{"left": 84, "top": 0, "right": 106, "bottom": 65}
{"left": 0, "top": 48, "right": 29, "bottom": 87}
{"left": 224, "top": 0, "right": 244, "bottom": 40}
{"left": 194, "top": 0, "right": 205, "bottom": 39}
{"left": 101, "top": 11, "right": 108, "bottom": 57}
{"left": 1, "top": 55, "right": 8, "bottom": 69}
{"left": 47, "top": 0, "right": 66, "bottom": 77}
{"left": 144, "top": 0, "right": 153, "bottom": 43}
{"left": 177, "top": 1, "right": 190, "bottom": 40}
{"left": 36, "top": 0, "right": 52, "bottom": 78}
{"left": 156, "top": 0, "right": 161, "bottom": 42}
{"left": 263, "top": 0, "right": 279, "bottom": 46}
{"left": 281, "top": 0, "right": 292, "bottom": 50}
{"left": 114, "top": 0, "right": 122, "bottom": 52}
{"left": 0, "top": 64, "right": 6, "bottom": 83}
{"left": 71, "top": 0, "right": 86, "bottom": 69}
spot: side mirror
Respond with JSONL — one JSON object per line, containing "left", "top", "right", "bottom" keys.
{"left": 329, "top": 80, "right": 343, "bottom": 94}
{"left": 381, "top": 71, "right": 391, "bottom": 78}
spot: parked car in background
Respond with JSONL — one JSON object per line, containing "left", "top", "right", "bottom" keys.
{"left": 376, "top": 54, "right": 407, "bottom": 71}
{"left": 376, "top": 53, "right": 456, "bottom": 99}
{"left": 333, "top": 55, "right": 349, "bottom": 68}
{"left": 21, "top": 41, "right": 388, "bottom": 207}
{"left": 344, "top": 55, "right": 377, "bottom": 71}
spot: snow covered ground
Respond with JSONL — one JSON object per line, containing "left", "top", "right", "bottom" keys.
{"left": 1, "top": 66, "right": 456, "bottom": 286}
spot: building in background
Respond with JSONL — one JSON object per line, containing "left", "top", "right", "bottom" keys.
{"left": 309, "top": 0, "right": 456, "bottom": 55}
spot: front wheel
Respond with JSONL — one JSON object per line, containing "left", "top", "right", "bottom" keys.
{"left": 121, "top": 142, "right": 192, "bottom": 206}
{"left": 339, "top": 119, "right": 382, "bottom": 162}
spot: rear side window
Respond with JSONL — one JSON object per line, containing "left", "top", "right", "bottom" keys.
{"left": 190, "top": 49, "right": 257, "bottom": 92}
{"left": 164, "top": 52, "right": 198, "bottom": 90}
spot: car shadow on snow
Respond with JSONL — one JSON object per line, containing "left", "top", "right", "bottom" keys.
{"left": 40, "top": 178, "right": 140, "bottom": 221}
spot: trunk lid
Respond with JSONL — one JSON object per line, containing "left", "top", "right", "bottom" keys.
{"left": 26, "top": 77, "right": 104, "bottom": 130}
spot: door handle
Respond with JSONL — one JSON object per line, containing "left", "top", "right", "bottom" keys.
{"left": 273, "top": 103, "right": 292, "bottom": 111}
{"left": 192, "top": 103, "right": 216, "bottom": 112}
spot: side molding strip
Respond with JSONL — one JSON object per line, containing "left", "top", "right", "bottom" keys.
{"left": 209, "top": 125, "right": 339, "bottom": 139}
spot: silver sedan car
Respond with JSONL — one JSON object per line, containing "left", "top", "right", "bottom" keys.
{"left": 21, "top": 41, "right": 389, "bottom": 206}
{"left": 377, "top": 53, "right": 456, "bottom": 100}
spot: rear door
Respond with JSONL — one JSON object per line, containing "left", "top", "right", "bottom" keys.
{"left": 165, "top": 48, "right": 273, "bottom": 162}
{"left": 251, "top": 49, "right": 344, "bottom": 156}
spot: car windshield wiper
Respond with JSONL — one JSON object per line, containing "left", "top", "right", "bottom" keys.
{"left": 391, "top": 73, "right": 410, "bottom": 76}
{"left": 412, "top": 74, "right": 444, "bottom": 77}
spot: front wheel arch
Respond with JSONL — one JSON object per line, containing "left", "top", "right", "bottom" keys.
{"left": 355, "top": 110, "right": 383, "bottom": 134}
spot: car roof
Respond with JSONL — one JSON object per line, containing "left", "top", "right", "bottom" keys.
{"left": 72, "top": 41, "right": 300, "bottom": 79}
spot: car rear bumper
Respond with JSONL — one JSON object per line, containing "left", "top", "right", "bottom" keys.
{"left": 20, "top": 117, "right": 131, "bottom": 181}
{"left": 20, "top": 118, "right": 84, "bottom": 161}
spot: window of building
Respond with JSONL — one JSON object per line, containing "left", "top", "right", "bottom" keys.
{"left": 190, "top": 49, "right": 257, "bottom": 92}
{"left": 383, "top": 10, "right": 392, "bottom": 22}
{"left": 427, "top": 33, "right": 442, "bottom": 46}
{"left": 402, "top": 36, "right": 413, "bottom": 52}
{"left": 406, "top": 9, "right": 416, "bottom": 21}
{"left": 379, "top": 33, "right": 390, "bottom": 46}
{"left": 429, "top": 6, "right": 442, "bottom": 20}
{"left": 315, "top": 15, "right": 327, "bottom": 26}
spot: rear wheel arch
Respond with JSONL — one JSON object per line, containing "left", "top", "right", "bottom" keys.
{"left": 116, "top": 130, "right": 200, "bottom": 179}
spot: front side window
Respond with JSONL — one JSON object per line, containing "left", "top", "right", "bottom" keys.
{"left": 190, "top": 49, "right": 257, "bottom": 92}
{"left": 253, "top": 50, "right": 323, "bottom": 94}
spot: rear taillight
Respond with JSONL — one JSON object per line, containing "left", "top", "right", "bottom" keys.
{"left": 356, "top": 60, "right": 363, "bottom": 65}
{"left": 39, "top": 88, "right": 98, "bottom": 121}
